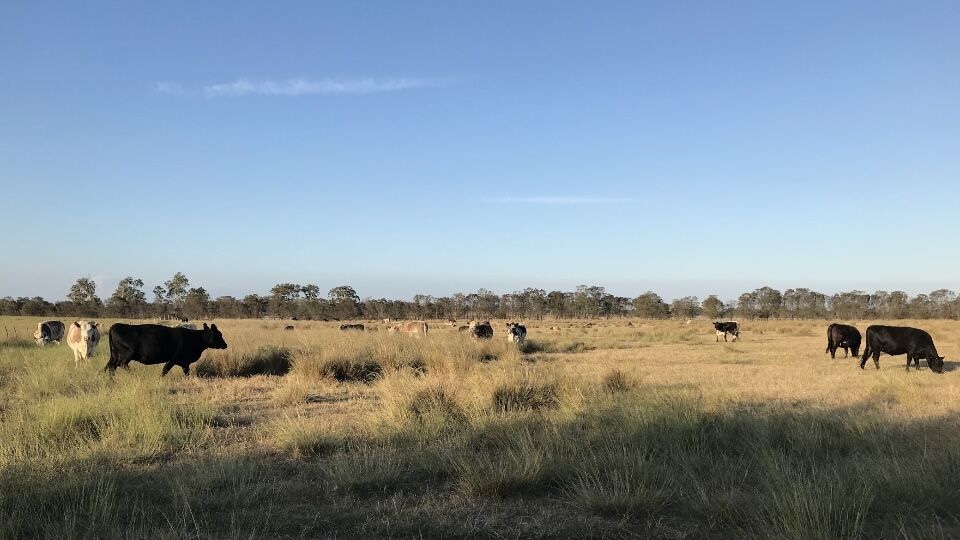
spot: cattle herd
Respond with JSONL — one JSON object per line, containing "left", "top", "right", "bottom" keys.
{"left": 28, "top": 318, "right": 949, "bottom": 377}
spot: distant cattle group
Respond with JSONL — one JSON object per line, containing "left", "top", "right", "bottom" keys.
{"left": 27, "top": 313, "right": 950, "bottom": 378}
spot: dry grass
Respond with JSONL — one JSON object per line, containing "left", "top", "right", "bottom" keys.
{"left": 2, "top": 316, "right": 960, "bottom": 537}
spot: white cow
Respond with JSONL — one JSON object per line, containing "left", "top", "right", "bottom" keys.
{"left": 506, "top": 322, "right": 527, "bottom": 344}
{"left": 66, "top": 321, "right": 101, "bottom": 365}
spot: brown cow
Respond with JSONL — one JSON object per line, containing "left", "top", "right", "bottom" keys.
{"left": 388, "top": 321, "right": 428, "bottom": 337}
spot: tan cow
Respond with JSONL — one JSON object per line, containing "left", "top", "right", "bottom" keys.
{"left": 66, "top": 321, "right": 101, "bottom": 365}
{"left": 388, "top": 321, "right": 429, "bottom": 337}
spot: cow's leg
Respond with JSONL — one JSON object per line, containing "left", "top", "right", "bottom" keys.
{"left": 724, "top": 332, "right": 728, "bottom": 342}
{"left": 161, "top": 361, "right": 176, "bottom": 377}
{"left": 180, "top": 364, "right": 190, "bottom": 376}
{"left": 906, "top": 353, "right": 912, "bottom": 371}
{"left": 859, "top": 347, "right": 870, "bottom": 369}
{"left": 872, "top": 352, "right": 881, "bottom": 370}
{"left": 842, "top": 346, "right": 849, "bottom": 358}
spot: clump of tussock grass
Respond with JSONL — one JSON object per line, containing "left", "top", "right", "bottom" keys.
{"left": 566, "top": 459, "right": 677, "bottom": 517}
{"left": 0, "top": 377, "right": 212, "bottom": 466}
{"left": 407, "top": 385, "right": 468, "bottom": 426}
{"left": 491, "top": 380, "right": 560, "bottom": 413}
{"left": 602, "top": 369, "right": 638, "bottom": 394}
{"left": 317, "top": 358, "right": 383, "bottom": 383}
{"left": 0, "top": 337, "right": 35, "bottom": 350}
{"left": 196, "top": 345, "right": 292, "bottom": 377}
{"left": 266, "top": 414, "right": 341, "bottom": 458}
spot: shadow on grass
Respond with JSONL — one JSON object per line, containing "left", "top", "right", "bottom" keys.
{"left": 5, "top": 393, "right": 960, "bottom": 538}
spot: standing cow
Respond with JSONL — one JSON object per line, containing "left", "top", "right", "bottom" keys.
{"left": 825, "top": 323, "right": 861, "bottom": 359}
{"left": 713, "top": 321, "right": 740, "bottom": 342}
{"left": 860, "top": 325, "right": 945, "bottom": 373}
{"left": 106, "top": 323, "right": 228, "bottom": 376}
{"left": 340, "top": 323, "right": 365, "bottom": 332}
{"left": 506, "top": 322, "right": 527, "bottom": 344}
{"left": 469, "top": 321, "right": 494, "bottom": 340}
{"left": 67, "top": 321, "right": 101, "bottom": 365}
{"left": 34, "top": 320, "right": 66, "bottom": 346}
{"left": 388, "top": 321, "right": 428, "bottom": 337}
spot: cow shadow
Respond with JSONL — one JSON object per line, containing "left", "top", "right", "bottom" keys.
{"left": 941, "top": 360, "right": 960, "bottom": 373}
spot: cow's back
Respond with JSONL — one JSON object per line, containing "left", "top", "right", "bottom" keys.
{"left": 866, "top": 325, "right": 925, "bottom": 355}
{"left": 110, "top": 323, "right": 184, "bottom": 365}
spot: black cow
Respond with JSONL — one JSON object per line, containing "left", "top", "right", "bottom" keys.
{"left": 860, "top": 325, "right": 944, "bottom": 373}
{"left": 106, "top": 323, "right": 228, "bottom": 376}
{"left": 470, "top": 321, "right": 494, "bottom": 340}
{"left": 339, "top": 324, "right": 365, "bottom": 332}
{"left": 713, "top": 321, "right": 740, "bottom": 342}
{"left": 284, "top": 325, "right": 295, "bottom": 331}
{"left": 825, "top": 323, "right": 861, "bottom": 359}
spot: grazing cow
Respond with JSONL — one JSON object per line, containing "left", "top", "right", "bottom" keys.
{"left": 34, "top": 320, "right": 65, "bottom": 346}
{"left": 825, "top": 323, "right": 861, "bottom": 359}
{"left": 388, "top": 321, "right": 428, "bottom": 337}
{"left": 506, "top": 322, "right": 527, "bottom": 344}
{"left": 284, "top": 325, "right": 295, "bottom": 331}
{"left": 66, "top": 321, "right": 101, "bottom": 365}
{"left": 105, "top": 323, "right": 228, "bottom": 376}
{"left": 177, "top": 323, "right": 198, "bottom": 330}
{"left": 469, "top": 321, "right": 493, "bottom": 340}
{"left": 860, "top": 325, "right": 945, "bottom": 373}
{"left": 340, "top": 323, "right": 365, "bottom": 332}
{"left": 713, "top": 321, "right": 740, "bottom": 342}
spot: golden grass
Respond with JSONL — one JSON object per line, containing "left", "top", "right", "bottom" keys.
{"left": 2, "top": 316, "right": 960, "bottom": 537}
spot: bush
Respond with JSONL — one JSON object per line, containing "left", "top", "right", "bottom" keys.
{"left": 196, "top": 346, "right": 292, "bottom": 377}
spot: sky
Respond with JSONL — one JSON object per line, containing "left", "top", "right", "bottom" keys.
{"left": 1, "top": 1, "right": 958, "bottom": 302}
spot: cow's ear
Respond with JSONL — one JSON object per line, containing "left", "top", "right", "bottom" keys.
{"left": 203, "top": 323, "right": 210, "bottom": 330}
{"left": 211, "top": 324, "right": 218, "bottom": 330}
{"left": 74, "top": 321, "right": 81, "bottom": 328}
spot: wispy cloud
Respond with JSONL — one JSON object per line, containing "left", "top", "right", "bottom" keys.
{"left": 487, "top": 196, "right": 646, "bottom": 205}
{"left": 201, "top": 77, "right": 454, "bottom": 97}
{"left": 155, "top": 81, "right": 185, "bottom": 95}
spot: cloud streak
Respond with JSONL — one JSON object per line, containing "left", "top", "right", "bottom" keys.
{"left": 201, "top": 77, "right": 453, "bottom": 97}
{"left": 486, "top": 196, "right": 646, "bottom": 205}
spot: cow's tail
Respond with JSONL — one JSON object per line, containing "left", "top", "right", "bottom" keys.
{"left": 826, "top": 325, "right": 832, "bottom": 354}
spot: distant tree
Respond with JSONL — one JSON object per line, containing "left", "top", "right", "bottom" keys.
{"left": 67, "top": 277, "right": 102, "bottom": 316}
{"left": 632, "top": 292, "right": 670, "bottom": 319}
{"left": 546, "top": 291, "right": 569, "bottom": 319}
{"left": 242, "top": 294, "right": 268, "bottom": 318}
{"left": 701, "top": 295, "right": 725, "bottom": 319}
{"left": 211, "top": 296, "right": 244, "bottom": 318}
{"left": 108, "top": 277, "right": 147, "bottom": 317}
{"left": 164, "top": 272, "right": 190, "bottom": 316}
{"left": 270, "top": 283, "right": 302, "bottom": 318}
{"left": 328, "top": 285, "right": 360, "bottom": 319}
{"left": 183, "top": 287, "right": 210, "bottom": 319}
{"left": 670, "top": 296, "right": 701, "bottom": 319}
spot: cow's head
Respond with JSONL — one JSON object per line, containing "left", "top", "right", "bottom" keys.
{"left": 929, "top": 355, "right": 945, "bottom": 374}
{"left": 202, "top": 323, "right": 228, "bottom": 349}
{"left": 712, "top": 322, "right": 723, "bottom": 331}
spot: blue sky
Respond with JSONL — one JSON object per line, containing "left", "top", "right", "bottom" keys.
{"left": 1, "top": 1, "right": 958, "bottom": 301}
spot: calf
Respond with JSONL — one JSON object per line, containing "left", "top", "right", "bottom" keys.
{"left": 340, "top": 323, "right": 365, "bottom": 332}
{"left": 860, "top": 325, "right": 944, "bottom": 373}
{"left": 825, "top": 323, "right": 861, "bottom": 359}
{"left": 67, "top": 321, "right": 101, "bottom": 365}
{"left": 34, "top": 320, "right": 65, "bottom": 346}
{"left": 713, "top": 321, "right": 740, "bottom": 342}
{"left": 506, "top": 322, "right": 527, "bottom": 344}
{"left": 106, "top": 322, "right": 228, "bottom": 376}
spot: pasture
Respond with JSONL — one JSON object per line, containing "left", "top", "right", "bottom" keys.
{"left": 2, "top": 316, "right": 960, "bottom": 538}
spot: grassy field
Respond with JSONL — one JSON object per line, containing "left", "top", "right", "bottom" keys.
{"left": 2, "top": 316, "right": 960, "bottom": 538}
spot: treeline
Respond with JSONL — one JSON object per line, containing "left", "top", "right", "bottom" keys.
{"left": 2, "top": 274, "right": 959, "bottom": 321}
